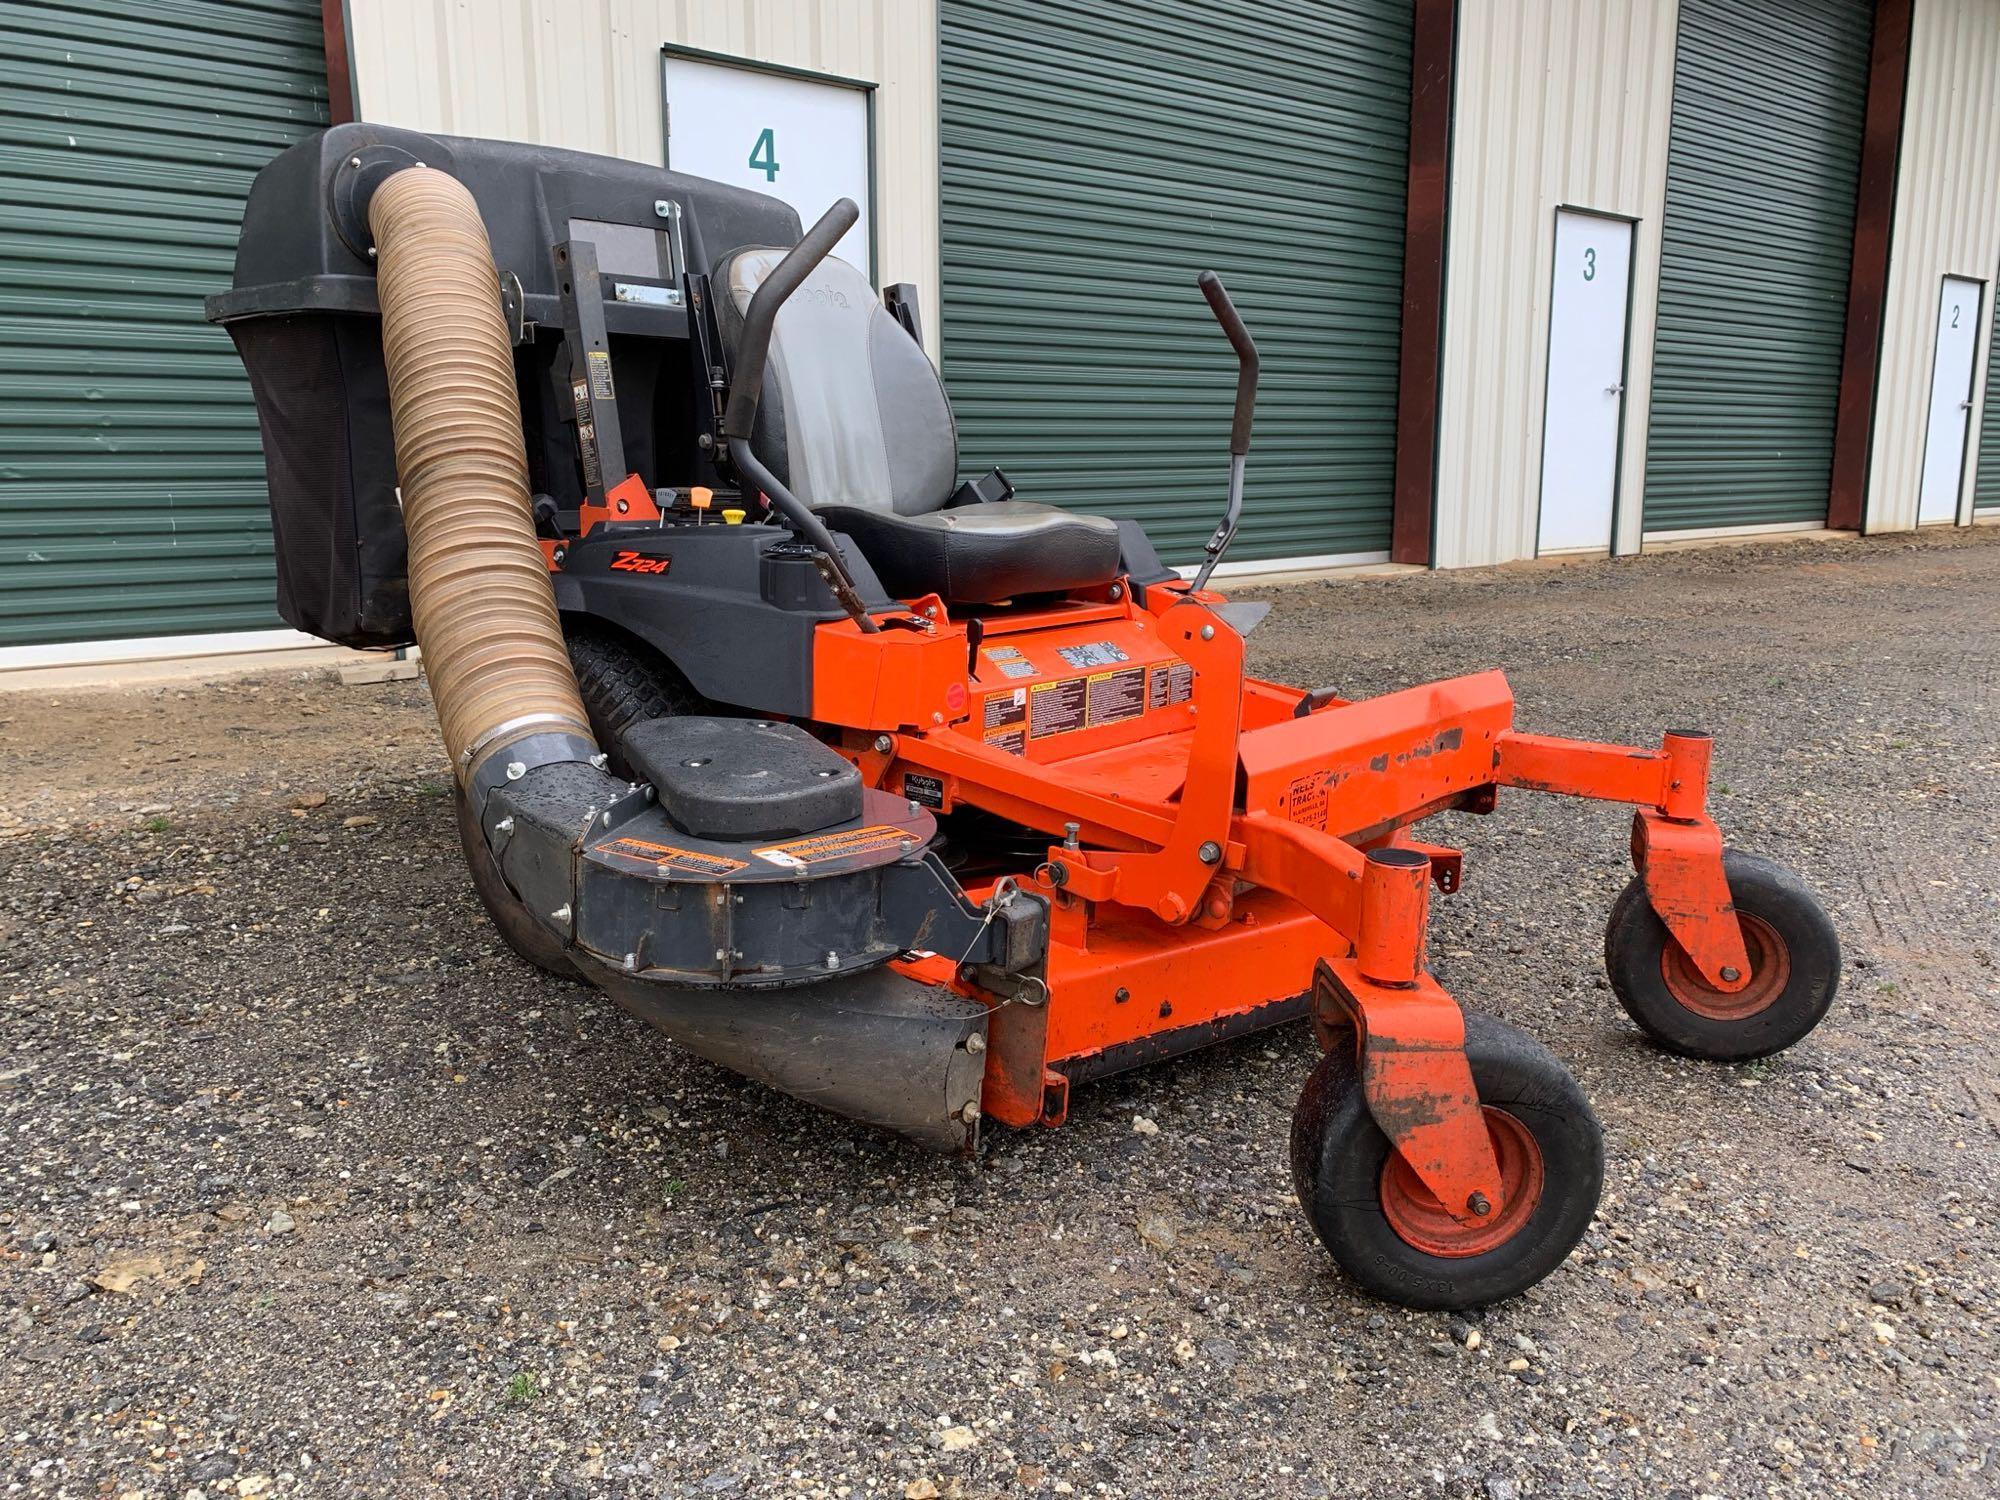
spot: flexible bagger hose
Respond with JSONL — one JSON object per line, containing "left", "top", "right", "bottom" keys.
{"left": 367, "top": 168, "right": 594, "bottom": 777}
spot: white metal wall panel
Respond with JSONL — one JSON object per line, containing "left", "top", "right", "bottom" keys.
{"left": 1866, "top": 0, "right": 2000, "bottom": 530}
{"left": 1432, "top": 0, "right": 1681, "bottom": 569}
{"left": 343, "top": 0, "right": 942, "bottom": 355}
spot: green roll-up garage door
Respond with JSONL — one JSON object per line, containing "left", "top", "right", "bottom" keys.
{"left": 939, "top": 0, "right": 1411, "bottom": 565}
{"left": 0, "top": 0, "right": 328, "bottom": 649}
{"left": 1643, "top": 0, "right": 1874, "bottom": 533}
{"left": 1978, "top": 301, "right": 2000, "bottom": 510}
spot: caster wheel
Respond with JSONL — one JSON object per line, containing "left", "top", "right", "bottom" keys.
{"left": 453, "top": 782, "right": 582, "bottom": 982}
{"left": 1290, "top": 1013, "right": 1603, "bottom": 1310}
{"left": 1605, "top": 851, "right": 1839, "bottom": 1061}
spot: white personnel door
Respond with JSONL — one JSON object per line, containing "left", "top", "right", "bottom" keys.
{"left": 1538, "top": 211, "right": 1635, "bottom": 553}
{"left": 661, "top": 53, "right": 873, "bottom": 273}
{"left": 1917, "top": 276, "right": 1983, "bottom": 525}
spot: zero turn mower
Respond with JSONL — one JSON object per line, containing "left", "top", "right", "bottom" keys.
{"left": 209, "top": 126, "right": 1840, "bottom": 1308}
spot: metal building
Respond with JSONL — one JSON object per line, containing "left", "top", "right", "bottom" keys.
{"left": 2, "top": 0, "right": 1997, "bottom": 667}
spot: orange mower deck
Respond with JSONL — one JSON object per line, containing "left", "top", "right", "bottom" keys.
{"left": 803, "top": 579, "right": 1747, "bottom": 1231}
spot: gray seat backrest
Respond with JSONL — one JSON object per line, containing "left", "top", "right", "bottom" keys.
{"left": 715, "top": 248, "right": 958, "bottom": 517}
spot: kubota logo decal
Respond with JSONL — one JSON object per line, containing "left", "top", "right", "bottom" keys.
{"left": 610, "top": 550, "right": 670, "bottom": 575}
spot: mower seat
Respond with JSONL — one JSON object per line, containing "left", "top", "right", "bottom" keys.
{"left": 715, "top": 246, "right": 1122, "bottom": 604}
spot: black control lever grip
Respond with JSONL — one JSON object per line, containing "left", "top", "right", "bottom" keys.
{"left": 722, "top": 197, "right": 861, "bottom": 441}
{"left": 1197, "top": 271, "right": 1259, "bottom": 457}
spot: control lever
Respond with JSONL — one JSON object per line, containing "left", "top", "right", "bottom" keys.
{"left": 1190, "top": 271, "right": 1260, "bottom": 594}
{"left": 721, "top": 198, "right": 880, "bottom": 632}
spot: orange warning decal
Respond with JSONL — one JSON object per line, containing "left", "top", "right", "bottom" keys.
{"left": 754, "top": 824, "right": 908, "bottom": 869}
{"left": 598, "top": 835, "right": 747, "bottom": 876}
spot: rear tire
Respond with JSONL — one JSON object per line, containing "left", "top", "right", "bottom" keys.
{"left": 1290, "top": 1013, "right": 1603, "bottom": 1309}
{"left": 565, "top": 625, "right": 707, "bottom": 779}
{"left": 1605, "top": 851, "right": 1839, "bottom": 1061}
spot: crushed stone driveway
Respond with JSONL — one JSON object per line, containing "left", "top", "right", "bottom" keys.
{"left": 1, "top": 528, "right": 1996, "bottom": 1498}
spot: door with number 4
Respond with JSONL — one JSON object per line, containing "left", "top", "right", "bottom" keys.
{"left": 661, "top": 50, "right": 874, "bottom": 273}
{"left": 1917, "top": 277, "right": 1984, "bottom": 525}
{"left": 1538, "top": 211, "right": 1635, "bottom": 554}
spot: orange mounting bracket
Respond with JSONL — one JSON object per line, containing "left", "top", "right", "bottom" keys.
{"left": 1388, "top": 837, "right": 1464, "bottom": 894}
{"left": 1050, "top": 599, "right": 1245, "bottom": 924}
{"left": 1631, "top": 809, "right": 1751, "bottom": 991}
{"left": 1309, "top": 848, "right": 1504, "bottom": 1224}
{"left": 578, "top": 471, "right": 660, "bottom": 536}
{"left": 1496, "top": 725, "right": 1749, "bottom": 992}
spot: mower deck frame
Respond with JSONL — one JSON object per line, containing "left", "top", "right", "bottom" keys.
{"left": 821, "top": 580, "right": 1747, "bottom": 1230}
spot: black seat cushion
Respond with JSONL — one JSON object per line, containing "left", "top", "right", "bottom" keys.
{"left": 817, "top": 501, "right": 1122, "bottom": 604}
{"left": 713, "top": 244, "right": 1123, "bottom": 603}
{"left": 621, "top": 716, "right": 861, "bottom": 840}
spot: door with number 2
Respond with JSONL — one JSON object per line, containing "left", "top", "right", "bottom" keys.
{"left": 1539, "top": 211, "right": 1635, "bottom": 554}
{"left": 661, "top": 51, "right": 873, "bottom": 273}
{"left": 1918, "top": 277, "right": 1983, "bottom": 525}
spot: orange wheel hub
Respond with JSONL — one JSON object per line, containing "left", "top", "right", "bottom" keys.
{"left": 1379, "top": 1108, "right": 1545, "bottom": 1258}
{"left": 1662, "top": 911, "right": 1789, "bottom": 1020}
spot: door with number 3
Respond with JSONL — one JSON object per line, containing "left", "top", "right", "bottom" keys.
{"left": 661, "top": 51, "right": 873, "bottom": 274}
{"left": 1538, "top": 211, "right": 1635, "bottom": 554}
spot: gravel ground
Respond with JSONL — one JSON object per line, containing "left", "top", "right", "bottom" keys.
{"left": 1, "top": 528, "right": 1996, "bottom": 1499}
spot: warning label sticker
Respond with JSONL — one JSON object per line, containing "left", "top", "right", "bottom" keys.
{"left": 981, "top": 644, "right": 1037, "bottom": 680}
{"left": 1057, "top": 639, "right": 1130, "bottom": 670}
{"left": 598, "top": 836, "right": 747, "bottom": 876}
{"left": 755, "top": 825, "right": 907, "bottom": 869}
{"left": 1029, "top": 677, "right": 1088, "bottom": 739}
{"left": 902, "top": 772, "right": 945, "bottom": 809}
{"left": 1148, "top": 660, "right": 1194, "bottom": 709}
{"left": 987, "top": 727, "right": 1027, "bottom": 756}
{"left": 983, "top": 688, "right": 1027, "bottom": 733}
{"left": 585, "top": 347, "right": 616, "bottom": 401}
{"left": 1087, "top": 666, "right": 1146, "bottom": 727}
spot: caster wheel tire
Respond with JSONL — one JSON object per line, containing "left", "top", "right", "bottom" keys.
{"left": 1605, "top": 851, "right": 1839, "bottom": 1061}
{"left": 453, "top": 782, "right": 582, "bottom": 982}
{"left": 1290, "top": 1013, "right": 1603, "bottom": 1310}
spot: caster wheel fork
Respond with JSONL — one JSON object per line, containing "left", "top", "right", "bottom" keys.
{"left": 1607, "top": 849, "right": 1840, "bottom": 1060}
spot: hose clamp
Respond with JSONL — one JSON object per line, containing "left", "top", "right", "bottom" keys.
{"left": 461, "top": 713, "right": 594, "bottom": 773}
{"left": 464, "top": 728, "right": 602, "bottom": 817}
